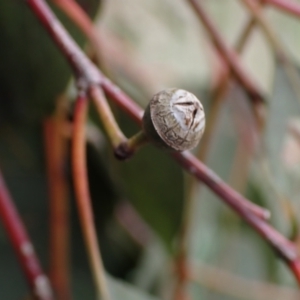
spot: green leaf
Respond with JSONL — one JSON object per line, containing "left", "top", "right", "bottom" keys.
{"left": 118, "top": 143, "right": 184, "bottom": 250}
{"left": 108, "top": 275, "right": 160, "bottom": 300}
{"left": 105, "top": 100, "right": 183, "bottom": 249}
{"left": 0, "top": 0, "right": 100, "bottom": 124}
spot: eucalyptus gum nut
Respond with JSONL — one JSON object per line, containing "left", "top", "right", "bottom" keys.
{"left": 142, "top": 88, "right": 206, "bottom": 151}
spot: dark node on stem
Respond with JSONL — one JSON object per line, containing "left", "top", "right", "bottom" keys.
{"left": 114, "top": 142, "right": 135, "bottom": 160}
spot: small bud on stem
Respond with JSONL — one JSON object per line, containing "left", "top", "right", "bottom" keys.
{"left": 115, "top": 88, "right": 206, "bottom": 160}
{"left": 143, "top": 88, "right": 205, "bottom": 151}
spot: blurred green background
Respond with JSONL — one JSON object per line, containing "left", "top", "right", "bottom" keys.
{"left": 1, "top": 0, "right": 300, "bottom": 299}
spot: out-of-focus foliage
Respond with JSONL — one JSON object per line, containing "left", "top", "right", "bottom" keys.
{"left": 1, "top": 0, "right": 300, "bottom": 299}
{"left": 0, "top": 0, "right": 99, "bottom": 124}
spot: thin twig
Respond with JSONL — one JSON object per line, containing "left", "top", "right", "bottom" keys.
{"left": 89, "top": 85, "right": 127, "bottom": 147}
{"left": 44, "top": 98, "right": 71, "bottom": 300}
{"left": 195, "top": 0, "right": 267, "bottom": 167}
{"left": 72, "top": 92, "right": 110, "bottom": 300}
{"left": 54, "top": 0, "right": 155, "bottom": 101}
{"left": 52, "top": 0, "right": 111, "bottom": 76}
{"left": 240, "top": 0, "right": 300, "bottom": 103}
{"left": 173, "top": 152, "right": 300, "bottom": 277}
{"left": 186, "top": 0, "right": 265, "bottom": 105}
{"left": 0, "top": 170, "right": 54, "bottom": 300}
{"left": 265, "top": 0, "right": 300, "bottom": 18}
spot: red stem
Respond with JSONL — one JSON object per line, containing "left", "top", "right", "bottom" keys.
{"left": 25, "top": 0, "right": 300, "bottom": 284}
{"left": 173, "top": 152, "right": 298, "bottom": 260}
{"left": 0, "top": 171, "right": 54, "bottom": 300}
{"left": 52, "top": 0, "right": 107, "bottom": 71}
{"left": 265, "top": 0, "right": 300, "bottom": 18}
{"left": 186, "top": 0, "right": 264, "bottom": 104}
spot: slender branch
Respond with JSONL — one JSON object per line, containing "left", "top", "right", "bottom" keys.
{"left": 240, "top": 0, "right": 300, "bottom": 102}
{"left": 52, "top": 0, "right": 111, "bottom": 76}
{"left": 25, "top": 0, "right": 300, "bottom": 284}
{"left": 265, "top": 0, "right": 300, "bottom": 18}
{"left": 198, "top": 0, "right": 265, "bottom": 161}
{"left": 0, "top": 170, "right": 54, "bottom": 300}
{"left": 54, "top": 0, "right": 155, "bottom": 101}
{"left": 89, "top": 85, "right": 127, "bottom": 147}
{"left": 241, "top": 0, "right": 283, "bottom": 52}
{"left": 186, "top": 0, "right": 265, "bottom": 105}
{"left": 44, "top": 98, "right": 71, "bottom": 300}
{"left": 71, "top": 92, "right": 110, "bottom": 300}
{"left": 173, "top": 152, "right": 300, "bottom": 279}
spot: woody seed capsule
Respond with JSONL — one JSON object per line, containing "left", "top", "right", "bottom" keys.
{"left": 142, "top": 88, "right": 205, "bottom": 151}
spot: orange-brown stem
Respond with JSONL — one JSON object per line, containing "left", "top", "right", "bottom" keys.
{"left": 72, "top": 93, "right": 110, "bottom": 300}
{"left": 44, "top": 103, "right": 71, "bottom": 300}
